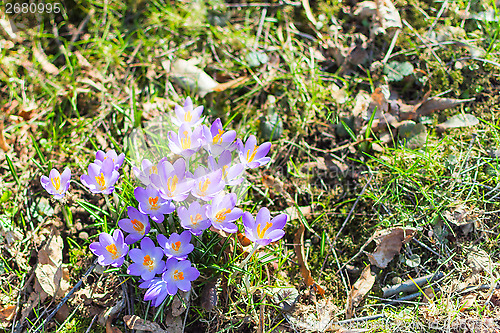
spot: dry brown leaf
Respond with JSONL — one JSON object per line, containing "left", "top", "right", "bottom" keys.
{"left": 213, "top": 76, "right": 249, "bottom": 92}
{"left": 0, "top": 120, "right": 9, "bottom": 152}
{"left": 237, "top": 232, "right": 252, "bottom": 247}
{"left": 284, "top": 298, "right": 337, "bottom": 331}
{"left": 124, "top": 315, "right": 168, "bottom": 332}
{"left": 460, "top": 293, "right": 477, "bottom": 311}
{"left": 416, "top": 97, "right": 475, "bottom": 117}
{"left": 0, "top": 305, "right": 16, "bottom": 328}
{"left": 166, "top": 59, "right": 219, "bottom": 97}
{"left": 33, "top": 46, "right": 59, "bottom": 75}
{"left": 106, "top": 314, "right": 122, "bottom": 333}
{"left": 166, "top": 310, "right": 183, "bottom": 333}
{"left": 171, "top": 290, "right": 189, "bottom": 317}
{"left": 376, "top": 0, "right": 402, "bottom": 30}
{"left": 367, "top": 227, "right": 416, "bottom": 268}
{"left": 201, "top": 279, "right": 219, "bottom": 312}
{"left": 293, "top": 223, "right": 325, "bottom": 295}
{"left": 283, "top": 206, "right": 312, "bottom": 221}
{"left": 346, "top": 265, "right": 375, "bottom": 319}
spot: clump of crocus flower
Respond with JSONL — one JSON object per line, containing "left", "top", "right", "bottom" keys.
{"left": 59, "top": 97, "right": 288, "bottom": 308}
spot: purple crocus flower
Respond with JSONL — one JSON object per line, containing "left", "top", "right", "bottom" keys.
{"left": 236, "top": 135, "right": 271, "bottom": 168}
{"left": 80, "top": 158, "right": 120, "bottom": 194}
{"left": 89, "top": 229, "right": 129, "bottom": 267}
{"left": 134, "top": 184, "right": 175, "bottom": 223}
{"left": 177, "top": 201, "right": 211, "bottom": 236}
{"left": 94, "top": 149, "right": 125, "bottom": 170}
{"left": 171, "top": 97, "right": 204, "bottom": 128}
{"left": 208, "top": 150, "right": 245, "bottom": 186}
{"left": 168, "top": 123, "right": 204, "bottom": 157}
{"left": 162, "top": 258, "right": 200, "bottom": 295}
{"left": 133, "top": 159, "right": 158, "bottom": 187}
{"left": 242, "top": 207, "right": 287, "bottom": 246}
{"left": 157, "top": 231, "right": 194, "bottom": 260}
{"left": 153, "top": 158, "right": 194, "bottom": 202}
{"left": 191, "top": 167, "right": 224, "bottom": 202}
{"left": 140, "top": 277, "right": 169, "bottom": 307}
{"left": 206, "top": 192, "right": 243, "bottom": 233}
{"left": 127, "top": 237, "right": 166, "bottom": 281}
{"left": 40, "top": 167, "right": 71, "bottom": 200}
{"left": 118, "top": 206, "right": 151, "bottom": 244}
{"left": 202, "top": 118, "right": 236, "bottom": 156}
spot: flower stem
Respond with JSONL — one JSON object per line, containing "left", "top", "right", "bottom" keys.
{"left": 62, "top": 204, "right": 73, "bottom": 228}
{"left": 104, "top": 194, "right": 117, "bottom": 220}
{"left": 238, "top": 242, "right": 260, "bottom": 270}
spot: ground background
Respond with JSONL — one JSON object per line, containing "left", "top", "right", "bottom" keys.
{"left": 1, "top": 0, "right": 500, "bottom": 332}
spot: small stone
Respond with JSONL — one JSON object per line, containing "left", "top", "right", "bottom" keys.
{"left": 78, "top": 231, "right": 89, "bottom": 240}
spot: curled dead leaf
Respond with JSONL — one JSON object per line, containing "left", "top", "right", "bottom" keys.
{"left": 0, "top": 120, "right": 9, "bottom": 152}
{"left": 293, "top": 223, "right": 325, "bottom": 295}
{"left": 124, "top": 315, "right": 168, "bottom": 332}
{"left": 367, "top": 227, "right": 416, "bottom": 268}
{"left": 0, "top": 305, "right": 16, "bottom": 328}
{"left": 346, "top": 265, "right": 375, "bottom": 319}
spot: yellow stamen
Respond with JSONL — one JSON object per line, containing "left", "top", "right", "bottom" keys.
{"left": 257, "top": 221, "right": 273, "bottom": 239}
{"left": 172, "top": 241, "right": 181, "bottom": 252}
{"left": 149, "top": 166, "right": 158, "bottom": 175}
{"left": 246, "top": 145, "right": 258, "bottom": 163}
{"left": 180, "top": 131, "right": 191, "bottom": 150}
{"left": 131, "top": 219, "right": 145, "bottom": 234}
{"left": 95, "top": 173, "right": 106, "bottom": 189}
{"left": 143, "top": 255, "right": 155, "bottom": 271}
{"left": 149, "top": 196, "right": 159, "bottom": 210}
{"left": 198, "top": 178, "right": 211, "bottom": 195}
{"left": 173, "top": 269, "right": 184, "bottom": 280}
{"left": 190, "top": 213, "right": 203, "bottom": 225}
{"left": 222, "top": 165, "right": 229, "bottom": 179}
{"left": 51, "top": 176, "right": 61, "bottom": 191}
{"left": 167, "top": 175, "right": 178, "bottom": 195}
{"left": 184, "top": 111, "right": 192, "bottom": 122}
{"left": 213, "top": 129, "right": 224, "bottom": 144}
{"left": 215, "top": 208, "right": 231, "bottom": 222}
{"left": 106, "top": 244, "right": 119, "bottom": 259}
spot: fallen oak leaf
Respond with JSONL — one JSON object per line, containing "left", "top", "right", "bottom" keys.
{"left": 416, "top": 97, "right": 475, "bottom": 117}
{"left": 367, "top": 227, "right": 416, "bottom": 269}
{"left": 436, "top": 113, "right": 479, "bottom": 131}
{"left": 124, "top": 315, "right": 168, "bottom": 332}
{"left": 293, "top": 223, "right": 325, "bottom": 295}
{"left": 346, "top": 265, "right": 375, "bottom": 319}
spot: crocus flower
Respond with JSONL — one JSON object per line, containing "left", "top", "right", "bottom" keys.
{"left": 89, "top": 229, "right": 128, "bottom": 267}
{"left": 206, "top": 192, "right": 243, "bottom": 233}
{"left": 168, "top": 123, "right": 204, "bottom": 157}
{"left": 80, "top": 158, "right": 120, "bottom": 195}
{"left": 94, "top": 149, "right": 125, "bottom": 170}
{"left": 191, "top": 167, "right": 224, "bottom": 201}
{"left": 140, "top": 278, "right": 169, "bottom": 307}
{"left": 134, "top": 184, "right": 175, "bottom": 223}
{"left": 133, "top": 159, "right": 159, "bottom": 187}
{"left": 157, "top": 231, "right": 194, "bottom": 260}
{"left": 242, "top": 207, "right": 287, "bottom": 246}
{"left": 208, "top": 150, "right": 244, "bottom": 186}
{"left": 171, "top": 97, "right": 204, "bottom": 128}
{"left": 177, "top": 201, "right": 211, "bottom": 236}
{"left": 118, "top": 206, "right": 151, "bottom": 244}
{"left": 40, "top": 167, "right": 71, "bottom": 199}
{"left": 127, "top": 237, "right": 166, "bottom": 281}
{"left": 236, "top": 135, "right": 271, "bottom": 168}
{"left": 202, "top": 118, "right": 236, "bottom": 156}
{"left": 162, "top": 258, "right": 200, "bottom": 295}
{"left": 153, "top": 158, "right": 194, "bottom": 202}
